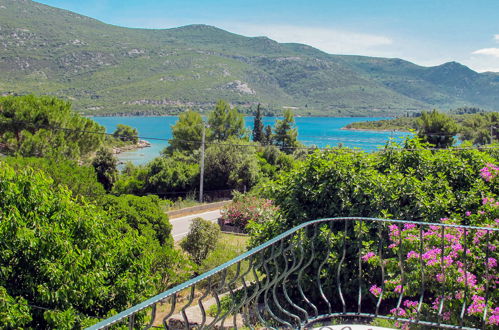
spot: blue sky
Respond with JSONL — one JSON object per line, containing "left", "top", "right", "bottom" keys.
{"left": 36, "top": 0, "right": 499, "bottom": 72}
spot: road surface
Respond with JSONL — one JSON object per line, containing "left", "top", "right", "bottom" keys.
{"left": 170, "top": 209, "right": 222, "bottom": 241}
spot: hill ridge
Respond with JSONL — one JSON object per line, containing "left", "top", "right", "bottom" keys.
{"left": 0, "top": 0, "right": 498, "bottom": 116}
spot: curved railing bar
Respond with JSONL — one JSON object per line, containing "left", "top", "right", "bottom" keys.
{"left": 87, "top": 217, "right": 498, "bottom": 330}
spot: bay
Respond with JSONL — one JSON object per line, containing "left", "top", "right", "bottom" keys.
{"left": 92, "top": 116, "right": 412, "bottom": 165}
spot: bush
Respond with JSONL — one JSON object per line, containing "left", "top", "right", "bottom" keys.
{"left": 364, "top": 205, "right": 498, "bottom": 326}
{"left": 259, "top": 137, "right": 496, "bottom": 230}
{"left": 3, "top": 156, "right": 105, "bottom": 198}
{"left": 219, "top": 193, "right": 280, "bottom": 231}
{"left": 180, "top": 218, "right": 221, "bottom": 265}
{"left": 0, "top": 161, "right": 160, "bottom": 328}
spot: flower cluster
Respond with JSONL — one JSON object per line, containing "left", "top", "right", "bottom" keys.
{"left": 480, "top": 163, "right": 499, "bottom": 182}
{"left": 363, "top": 205, "right": 498, "bottom": 326}
{"left": 220, "top": 195, "right": 279, "bottom": 230}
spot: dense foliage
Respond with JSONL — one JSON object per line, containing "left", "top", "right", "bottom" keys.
{"left": 92, "top": 148, "right": 118, "bottom": 192}
{"left": 255, "top": 137, "right": 497, "bottom": 235}
{"left": 113, "top": 124, "right": 139, "bottom": 144}
{"left": 273, "top": 109, "right": 299, "bottom": 153}
{"left": 346, "top": 109, "right": 499, "bottom": 146}
{"left": 208, "top": 100, "right": 246, "bottom": 140}
{"left": 0, "top": 162, "right": 162, "bottom": 328}
{"left": 3, "top": 156, "right": 106, "bottom": 198}
{"left": 417, "top": 110, "right": 458, "bottom": 148}
{"left": 0, "top": 95, "right": 105, "bottom": 159}
{"left": 165, "top": 110, "right": 204, "bottom": 155}
{"left": 204, "top": 137, "right": 261, "bottom": 191}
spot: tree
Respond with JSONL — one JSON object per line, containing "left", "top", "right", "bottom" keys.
{"left": 273, "top": 109, "right": 298, "bottom": 153}
{"left": 180, "top": 218, "right": 220, "bottom": 265}
{"left": 460, "top": 112, "right": 499, "bottom": 145}
{"left": 208, "top": 100, "right": 246, "bottom": 141}
{"left": 0, "top": 162, "right": 161, "bottom": 328}
{"left": 3, "top": 156, "right": 105, "bottom": 198}
{"left": 143, "top": 154, "right": 199, "bottom": 195}
{"left": 204, "top": 137, "right": 261, "bottom": 191}
{"left": 92, "top": 148, "right": 118, "bottom": 191}
{"left": 263, "top": 125, "right": 273, "bottom": 145}
{"left": 98, "top": 194, "right": 173, "bottom": 246}
{"left": 0, "top": 95, "right": 105, "bottom": 159}
{"left": 417, "top": 109, "right": 458, "bottom": 148}
{"left": 165, "top": 110, "right": 204, "bottom": 155}
{"left": 252, "top": 104, "right": 264, "bottom": 143}
{"left": 113, "top": 124, "right": 138, "bottom": 143}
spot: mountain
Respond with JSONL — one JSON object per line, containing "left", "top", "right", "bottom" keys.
{"left": 0, "top": 0, "right": 498, "bottom": 116}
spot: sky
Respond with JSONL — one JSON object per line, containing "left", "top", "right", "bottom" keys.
{"left": 36, "top": 0, "right": 499, "bottom": 72}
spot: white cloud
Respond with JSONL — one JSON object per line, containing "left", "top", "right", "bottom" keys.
{"left": 472, "top": 48, "right": 499, "bottom": 58}
{"left": 495, "top": 34, "right": 499, "bottom": 42}
{"left": 224, "top": 24, "right": 393, "bottom": 55}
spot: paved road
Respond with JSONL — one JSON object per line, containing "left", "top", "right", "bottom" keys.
{"left": 170, "top": 210, "right": 222, "bottom": 241}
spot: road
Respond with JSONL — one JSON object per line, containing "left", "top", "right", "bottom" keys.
{"left": 170, "top": 209, "right": 222, "bottom": 241}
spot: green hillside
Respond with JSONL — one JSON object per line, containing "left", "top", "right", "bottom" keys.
{"left": 1, "top": 0, "right": 498, "bottom": 116}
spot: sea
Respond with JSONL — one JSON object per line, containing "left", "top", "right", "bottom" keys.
{"left": 92, "top": 116, "right": 412, "bottom": 165}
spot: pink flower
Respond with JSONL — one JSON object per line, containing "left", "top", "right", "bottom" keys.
{"left": 403, "top": 300, "right": 418, "bottom": 309}
{"left": 487, "top": 257, "right": 497, "bottom": 268}
{"left": 362, "top": 251, "right": 376, "bottom": 262}
{"left": 436, "top": 273, "right": 445, "bottom": 282}
{"left": 465, "top": 211, "right": 472, "bottom": 216}
{"left": 403, "top": 223, "right": 416, "bottom": 230}
{"left": 467, "top": 295, "right": 485, "bottom": 315}
{"left": 369, "top": 284, "right": 382, "bottom": 297}
{"left": 407, "top": 251, "right": 420, "bottom": 259}
{"left": 394, "top": 285, "right": 403, "bottom": 293}
{"left": 457, "top": 269, "right": 477, "bottom": 288}
{"left": 488, "top": 308, "right": 499, "bottom": 325}
{"left": 390, "top": 307, "right": 406, "bottom": 316}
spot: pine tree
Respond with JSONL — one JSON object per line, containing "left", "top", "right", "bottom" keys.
{"left": 273, "top": 109, "right": 298, "bottom": 153}
{"left": 264, "top": 125, "right": 273, "bottom": 145}
{"left": 252, "top": 104, "right": 264, "bottom": 143}
{"left": 208, "top": 100, "right": 245, "bottom": 140}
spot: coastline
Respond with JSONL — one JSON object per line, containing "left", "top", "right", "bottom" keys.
{"left": 341, "top": 126, "right": 411, "bottom": 133}
{"left": 112, "top": 139, "right": 151, "bottom": 155}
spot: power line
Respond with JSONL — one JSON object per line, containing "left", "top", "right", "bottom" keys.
{"left": 5, "top": 121, "right": 499, "bottom": 152}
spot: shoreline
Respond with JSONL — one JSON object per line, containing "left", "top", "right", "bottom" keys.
{"left": 112, "top": 139, "right": 151, "bottom": 155}
{"left": 88, "top": 113, "right": 395, "bottom": 119}
{"left": 341, "top": 126, "right": 411, "bottom": 133}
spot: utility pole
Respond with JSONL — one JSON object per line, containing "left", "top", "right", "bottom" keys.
{"left": 199, "top": 123, "right": 206, "bottom": 203}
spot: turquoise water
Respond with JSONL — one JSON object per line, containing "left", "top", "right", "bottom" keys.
{"left": 93, "top": 116, "right": 412, "bottom": 165}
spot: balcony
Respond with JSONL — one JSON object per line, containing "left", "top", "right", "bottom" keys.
{"left": 87, "top": 217, "right": 498, "bottom": 329}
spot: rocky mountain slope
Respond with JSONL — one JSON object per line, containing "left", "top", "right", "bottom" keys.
{"left": 1, "top": 0, "right": 498, "bottom": 116}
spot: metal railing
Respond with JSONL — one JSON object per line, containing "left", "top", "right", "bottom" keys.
{"left": 88, "top": 217, "right": 498, "bottom": 329}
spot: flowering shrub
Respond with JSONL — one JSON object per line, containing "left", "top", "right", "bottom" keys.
{"left": 480, "top": 163, "right": 499, "bottom": 182}
{"left": 220, "top": 194, "right": 279, "bottom": 231}
{"left": 363, "top": 198, "right": 498, "bottom": 327}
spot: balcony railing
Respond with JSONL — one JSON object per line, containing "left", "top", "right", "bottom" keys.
{"left": 87, "top": 217, "right": 498, "bottom": 329}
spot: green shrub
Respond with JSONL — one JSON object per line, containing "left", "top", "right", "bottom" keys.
{"left": 180, "top": 218, "right": 221, "bottom": 265}
{"left": 3, "top": 156, "right": 105, "bottom": 198}
{"left": 0, "top": 161, "right": 159, "bottom": 328}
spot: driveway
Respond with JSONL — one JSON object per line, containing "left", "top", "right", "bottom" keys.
{"left": 170, "top": 209, "right": 222, "bottom": 241}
